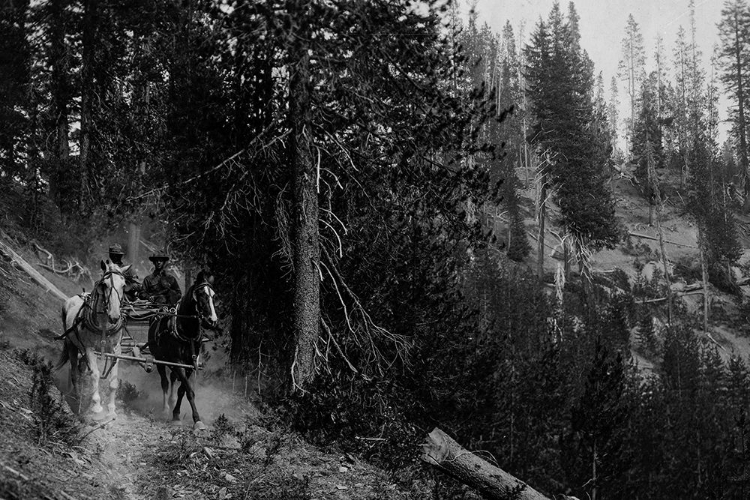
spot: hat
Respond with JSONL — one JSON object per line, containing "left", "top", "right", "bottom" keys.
{"left": 149, "top": 252, "right": 170, "bottom": 262}
{"left": 109, "top": 244, "right": 125, "bottom": 255}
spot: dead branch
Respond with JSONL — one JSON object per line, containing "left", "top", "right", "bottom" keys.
{"left": 32, "top": 241, "right": 54, "bottom": 266}
{"left": 39, "top": 261, "right": 73, "bottom": 275}
{"left": 0, "top": 233, "right": 68, "bottom": 301}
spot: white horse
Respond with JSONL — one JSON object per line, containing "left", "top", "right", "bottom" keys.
{"left": 56, "top": 261, "right": 130, "bottom": 417}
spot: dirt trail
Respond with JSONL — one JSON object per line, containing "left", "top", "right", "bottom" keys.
{"left": 77, "top": 411, "right": 169, "bottom": 500}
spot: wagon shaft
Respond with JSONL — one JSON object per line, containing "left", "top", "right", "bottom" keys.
{"left": 95, "top": 351, "right": 200, "bottom": 370}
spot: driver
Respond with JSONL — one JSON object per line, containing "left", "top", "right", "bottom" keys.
{"left": 108, "top": 243, "right": 141, "bottom": 301}
{"left": 139, "top": 252, "right": 182, "bottom": 306}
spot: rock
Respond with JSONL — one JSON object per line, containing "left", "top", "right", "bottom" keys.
{"left": 219, "top": 435, "right": 241, "bottom": 450}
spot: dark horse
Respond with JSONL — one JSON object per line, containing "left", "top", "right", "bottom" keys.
{"left": 148, "top": 271, "right": 218, "bottom": 430}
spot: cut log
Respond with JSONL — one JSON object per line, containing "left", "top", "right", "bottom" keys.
{"left": 0, "top": 235, "right": 68, "bottom": 302}
{"left": 422, "top": 428, "right": 550, "bottom": 500}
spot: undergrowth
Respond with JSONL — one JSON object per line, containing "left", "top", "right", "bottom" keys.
{"left": 152, "top": 416, "right": 313, "bottom": 500}
{"left": 16, "top": 349, "right": 82, "bottom": 447}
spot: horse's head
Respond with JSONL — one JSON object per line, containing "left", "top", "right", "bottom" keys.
{"left": 99, "top": 260, "right": 130, "bottom": 322}
{"left": 191, "top": 272, "right": 218, "bottom": 330}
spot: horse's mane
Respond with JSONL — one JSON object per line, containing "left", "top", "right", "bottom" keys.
{"left": 195, "top": 270, "right": 213, "bottom": 285}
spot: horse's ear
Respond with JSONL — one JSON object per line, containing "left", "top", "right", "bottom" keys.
{"left": 122, "top": 264, "right": 132, "bottom": 273}
{"left": 100, "top": 260, "right": 107, "bottom": 271}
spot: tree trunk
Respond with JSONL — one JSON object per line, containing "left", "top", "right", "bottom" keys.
{"left": 422, "top": 428, "right": 550, "bottom": 500}
{"left": 289, "top": 1, "right": 319, "bottom": 391}
{"left": 699, "top": 233, "right": 709, "bottom": 333}
{"left": 537, "top": 174, "right": 546, "bottom": 281}
{"left": 79, "top": 0, "right": 96, "bottom": 211}
{"left": 647, "top": 141, "right": 673, "bottom": 323}
{"left": 49, "top": 0, "right": 70, "bottom": 174}
{"left": 128, "top": 222, "right": 141, "bottom": 266}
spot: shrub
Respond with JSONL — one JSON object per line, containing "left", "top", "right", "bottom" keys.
{"left": 22, "top": 351, "right": 81, "bottom": 446}
{"left": 116, "top": 380, "right": 140, "bottom": 403}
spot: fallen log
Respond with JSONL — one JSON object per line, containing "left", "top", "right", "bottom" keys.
{"left": 422, "top": 427, "right": 550, "bottom": 500}
{"left": 629, "top": 231, "right": 696, "bottom": 249}
{"left": 0, "top": 235, "right": 68, "bottom": 302}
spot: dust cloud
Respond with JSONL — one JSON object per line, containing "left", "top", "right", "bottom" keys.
{"left": 117, "top": 348, "right": 260, "bottom": 427}
{"left": 49, "top": 344, "right": 260, "bottom": 428}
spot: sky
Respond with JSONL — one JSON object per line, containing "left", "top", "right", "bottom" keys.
{"left": 469, "top": 0, "right": 728, "bottom": 141}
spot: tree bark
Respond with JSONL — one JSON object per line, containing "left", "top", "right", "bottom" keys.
{"left": 537, "top": 174, "right": 547, "bottom": 281}
{"left": 79, "top": 0, "right": 97, "bottom": 211}
{"left": 289, "top": 1, "right": 319, "bottom": 391}
{"left": 422, "top": 428, "right": 550, "bottom": 500}
{"left": 49, "top": 0, "right": 70, "bottom": 184}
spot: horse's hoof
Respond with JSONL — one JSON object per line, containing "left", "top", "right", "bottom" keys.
{"left": 193, "top": 421, "right": 206, "bottom": 431}
{"left": 171, "top": 419, "right": 182, "bottom": 427}
{"left": 91, "top": 404, "right": 104, "bottom": 415}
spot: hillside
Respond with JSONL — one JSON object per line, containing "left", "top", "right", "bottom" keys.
{"left": 520, "top": 171, "right": 750, "bottom": 371}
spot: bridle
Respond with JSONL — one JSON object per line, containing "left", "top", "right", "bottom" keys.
{"left": 100, "top": 270, "right": 125, "bottom": 314}
{"left": 191, "top": 282, "right": 217, "bottom": 328}
{"left": 165, "top": 281, "right": 217, "bottom": 371}
{"left": 169, "top": 281, "right": 217, "bottom": 343}
{"left": 83, "top": 269, "right": 126, "bottom": 335}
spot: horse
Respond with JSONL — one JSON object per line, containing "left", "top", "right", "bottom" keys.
{"left": 56, "top": 260, "right": 130, "bottom": 417}
{"left": 148, "top": 271, "right": 218, "bottom": 430}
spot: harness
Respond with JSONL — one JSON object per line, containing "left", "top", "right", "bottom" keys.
{"left": 155, "top": 282, "right": 216, "bottom": 371}
{"left": 57, "top": 271, "right": 127, "bottom": 341}
{"left": 57, "top": 270, "right": 128, "bottom": 376}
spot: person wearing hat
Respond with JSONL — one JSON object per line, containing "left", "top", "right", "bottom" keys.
{"left": 139, "top": 252, "right": 182, "bottom": 306}
{"left": 108, "top": 243, "right": 141, "bottom": 301}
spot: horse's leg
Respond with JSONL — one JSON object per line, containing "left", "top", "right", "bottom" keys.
{"left": 172, "top": 368, "right": 204, "bottom": 430}
{"left": 65, "top": 340, "right": 81, "bottom": 412}
{"left": 168, "top": 370, "right": 178, "bottom": 411}
{"left": 105, "top": 344, "right": 120, "bottom": 417}
{"left": 84, "top": 348, "right": 103, "bottom": 414}
{"left": 173, "top": 382, "right": 186, "bottom": 422}
{"left": 157, "top": 364, "right": 170, "bottom": 414}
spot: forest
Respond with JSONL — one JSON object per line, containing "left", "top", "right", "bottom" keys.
{"left": 3, "top": 0, "right": 750, "bottom": 498}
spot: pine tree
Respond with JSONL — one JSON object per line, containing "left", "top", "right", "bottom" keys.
{"left": 525, "top": 4, "right": 620, "bottom": 282}
{"left": 618, "top": 14, "right": 646, "bottom": 158}
{"left": 632, "top": 73, "right": 665, "bottom": 224}
{"left": 563, "top": 339, "right": 633, "bottom": 500}
{"left": 718, "top": 0, "right": 750, "bottom": 207}
{"left": 0, "top": 0, "right": 31, "bottom": 182}
{"left": 726, "top": 355, "right": 750, "bottom": 497}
